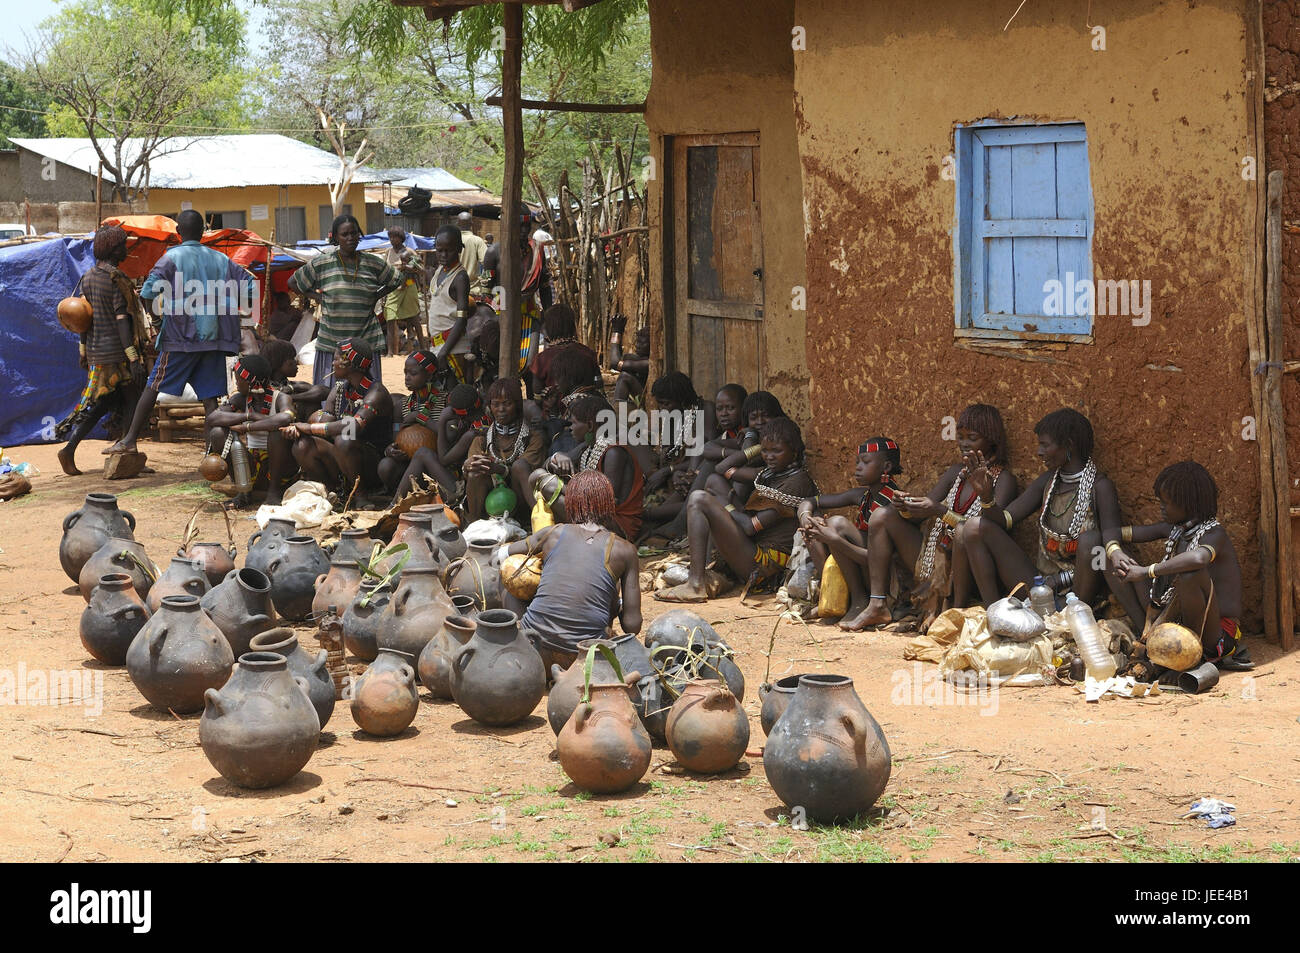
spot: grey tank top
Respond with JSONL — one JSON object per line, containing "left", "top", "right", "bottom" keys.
{"left": 520, "top": 525, "right": 620, "bottom": 648}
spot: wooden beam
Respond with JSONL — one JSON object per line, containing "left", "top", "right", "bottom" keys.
{"left": 484, "top": 95, "right": 645, "bottom": 114}
{"left": 498, "top": 1, "right": 525, "bottom": 379}
{"left": 1266, "top": 169, "right": 1294, "bottom": 649}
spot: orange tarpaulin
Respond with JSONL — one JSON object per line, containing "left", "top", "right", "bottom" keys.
{"left": 99, "top": 215, "right": 272, "bottom": 280}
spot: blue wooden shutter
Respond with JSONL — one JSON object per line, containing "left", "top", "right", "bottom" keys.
{"left": 963, "top": 123, "right": 1092, "bottom": 334}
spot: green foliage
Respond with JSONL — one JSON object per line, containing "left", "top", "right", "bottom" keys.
{"left": 0, "top": 62, "right": 52, "bottom": 148}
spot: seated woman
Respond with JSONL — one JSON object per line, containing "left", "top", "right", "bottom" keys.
{"left": 639, "top": 372, "right": 719, "bottom": 538}
{"left": 959, "top": 408, "right": 1121, "bottom": 607}
{"left": 206, "top": 354, "right": 297, "bottom": 506}
{"left": 657, "top": 417, "right": 817, "bottom": 603}
{"left": 260, "top": 338, "right": 328, "bottom": 421}
{"left": 378, "top": 350, "right": 445, "bottom": 495}
{"left": 529, "top": 303, "right": 601, "bottom": 397}
{"left": 703, "top": 390, "right": 787, "bottom": 506}
{"left": 650, "top": 383, "right": 748, "bottom": 541}
{"left": 392, "top": 383, "right": 489, "bottom": 503}
{"left": 867, "top": 404, "right": 1018, "bottom": 630}
{"left": 508, "top": 470, "right": 642, "bottom": 666}
{"left": 463, "top": 377, "right": 549, "bottom": 522}
{"left": 608, "top": 316, "right": 650, "bottom": 405}
{"left": 540, "top": 393, "right": 646, "bottom": 540}
{"left": 540, "top": 346, "right": 607, "bottom": 456}
{"left": 795, "top": 437, "right": 903, "bottom": 629}
{"left": 281, "top": 338, "right": 394, "bottom": 498}
{"left": 1110, "top": 461, "right": 1252, "bottom": 670}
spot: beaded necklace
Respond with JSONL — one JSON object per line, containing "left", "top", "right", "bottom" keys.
{"left": 580, "top": 436, "right": 613, "bottom": 472}
{"left": 917, "top": 466, "right": 1002, "bottom": 581}
{"left": 1151, "top": 518, "right": 1220, "bottom": 608}
{"left": 488, "top": 418, "right": 530, "bottom": 466}
{"left": 1039, "top": 458, "right": 1096, "bottom": 546}
{"left": 752, "top": 463, "right": 816, "bottom": 509}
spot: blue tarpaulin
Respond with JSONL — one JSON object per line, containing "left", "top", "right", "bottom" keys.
{"left": 0, "top": 237, "right": 97, "bottom": 446}
{"left": 294, "top": 232, "right": 437, "bottom": 252}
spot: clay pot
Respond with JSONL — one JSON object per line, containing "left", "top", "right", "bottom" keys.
{"left": 763, "top": 674, "right": 892, "bottom": 823}
{"left": 245, "top": 517, "right": 297, "bottom": 575}
{"left": 328, "top": 528, "right": 373, "bottom": 566}
{"left": 342, "top": 580, "right": 392, "bottom": 662}
{"left": 378, "top": 566, "right": 453, "bottom": 659}
{"left": 198, "top": 454, "right": 227, "bottom": 482}
{"left": 312, "top": 559, "right": 364, "bottom": 621}
{"left": 80, "top": 572, "right": 150, "bottom": 665}
{"left": 644, "top": 608, "right": 719, "bottom": 650}
{"left": 60, "top": 492, "right": 136, "bottom": 583}
{"left": 78, "top": 537, "right": 157, "bottom": 603}
{"left": 350, "top": 648, "right": 419, "bottom": 736}
{"left": 445, "top": 541, "right": 505, "bottom": 612}
{"left": 558, "top": 682, "right": 653, "bottom": 794}
{"left": 547, "top": 639, "right": 643, "bottom": 736}
{"left": 182, "top": 543, "right": 237, "bottom": 587}
{"left": 758, "top": 674, "right": 803, "bottom": 736}
{"left": 390, "top": 512, "right": 444, "bottom": 573}
{"left": 451, "top": 594, "right": 477, "bottom": 617}
{"left": 417, "top": 614, "right": 477, "bottom": 700}
{"left": 451, "top": 608, "right": 545, "bottom": 726}
{"left": 648, "top": 627, "right": 744, "bottom": 702}
{"left": 250, "top": 628, "right": 335, "bottom": 730}
{"left": 126, "top": 595, "right": 234, "bottom": 714}
{"left": 412, "top": 504, "right": 466, "bottom": 562}
{"left": 201, "top": 568, "right": 277, "bottom": 659}
{"left": 147, "top": 556, "right": 210, "bottom": 612}
{"left": 666, "top": 679, "right": 750, "bottom": 774}
{"left": 199, "top": 652, "right": 320, "bottom": 789}
{"left": 265, "top": 536, "right": 330, "bottom": 621}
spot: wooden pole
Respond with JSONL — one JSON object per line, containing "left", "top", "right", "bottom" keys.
{"left": 95, "top": 162, "right": 103, "bottom": 227}
{"left": 484, "top": 95, "right": 645, "bottom": 114}
{"left": 1266, "top": 170, "right": 1294, "bottom": 649}
{"left": 498, "top": 1, "right": 525, "bottom": 378}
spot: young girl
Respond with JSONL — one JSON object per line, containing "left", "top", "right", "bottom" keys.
{"left": 428, "top": 224, "right": 472, "bottom": 382}
{"left": 705, "top": 390, "right": 787, "bottom": 505}
{"left": 391, "top": 383, "right": 489, "bottom": 503}
{"left": 462, "top": 377, "right": 548, "bottom": 521}
{"left": 543, "top": 393, "right": 646, "bottom": 540}
{"left": 378, "top": 350, "right": 444, "bottom": 495}
{"left": 796, "top": 438, "right": 904, "bottom": 628}
{"left": 961, "top": 408, "right": 1122, "bottom": 607}
{"left": 657, "top": 417, "right": 817, "bottom": 603}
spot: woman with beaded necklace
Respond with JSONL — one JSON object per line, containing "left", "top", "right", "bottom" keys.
{"left": 462, "top": 377, "right": 548, "bottom": 521}
{"left": 960, "top": 408, "right": 1123, "bottom": 609}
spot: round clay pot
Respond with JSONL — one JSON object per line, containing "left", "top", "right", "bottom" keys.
{"left": 763, "top": 674, "right": 892, "bottom": 823}
{"left": 328, "top": 528, "right": 374, "bottom": 566}
{"left": 60, "top": 492, "right": 136, "bottom": 583}
{"left": 182, "top": 543, "right": 237, "bottom": 587}
{"left": 250, "top": 627, "right": 335, "bottom": 730}
{"left": 547, "top": 638, "right": 644, "bottom": 736}
{"left": 245, "top": 517, "right": 297, "bottom": 575}
{"left": 80, "top": 572, "right": 150, "bottom": 665}
{"left": 342, "top": 580, "right": 392, "bottom": 662}
{"left": 390, "top": 512, "right": 445, "bottom": 573}
{"left": 126, "top": 595, "right": 234, "bottom": 714}
{"left": 451, "top": 594, "right": 477, "bottom": 617}
{"left": 147, "top": 556, "right": 210, "bottom": 612}
{"left": 666, "top": 679, "right": 750, "bottom": 774}
{"left": 558, "top": 682, "right": 653, "bottom": 794}
{"left": 350, "top": 648, "right": 419, "bottom": 736}
{"left": 451, "top": 608, "right": 545, "bottom": 726}
{"left": 78, "top": 537, "right": 157, "bottom": 603}
{"left": 418, "top": 614, "right": 477, "bottom": 700}
{"left": 200, "top": 652, "right": 320, "bottom": 789}
{"left": 412, "top": 504, "right": 466, "bottom": 562}
{"left": 445, "top": 541, "right": 505, "bottom": 613}
{"left": 265, "top": 536, "right": 330, "bottom": 621}
{"left": 379, "top": 566, "right": 453, "bottom": 659}
{"left": 201, "top": 568, "right": 277, "bottom": 659}
{"left": 758, "top": 674, "right": 803, "bottom": 736}
{"left": 312, "top": 559, "right": 364, "bottom": 621}
{"left": 648, "top": 621, "right": 744, "bottom": 702}
{"left": 644, "top": 608, "right": 720, "bottom": 650}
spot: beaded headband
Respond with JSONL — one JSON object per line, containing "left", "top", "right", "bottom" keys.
{"left": 233, "top": 358, "right": 268, "bottom": 385}
{"left": 859, "top": 439, "right": 898, "bottom": 454}
{"left": 411, "top": 350, "right": 438, "bottom": 373}
{"left": 338, "top": 341, "right": 371, "bottom": 371}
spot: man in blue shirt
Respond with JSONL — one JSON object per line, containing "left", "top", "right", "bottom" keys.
{"left": 105, "top": 209, "right": 253, "bottom": 454}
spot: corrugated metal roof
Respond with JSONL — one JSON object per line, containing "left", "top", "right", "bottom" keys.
{"left": 9, "top": 135, "right": 383, "bottom": 189}
{"left": 368, "top": 167, "right": 485, "bottom": 191}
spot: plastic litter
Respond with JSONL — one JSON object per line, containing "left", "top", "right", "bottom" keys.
{"left": 1185, "top": 797, "right": 1236, "bottom": 829}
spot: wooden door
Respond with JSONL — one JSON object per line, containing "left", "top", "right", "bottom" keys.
{"left": 672, "top": 134, "right": 763, "bottom": 400}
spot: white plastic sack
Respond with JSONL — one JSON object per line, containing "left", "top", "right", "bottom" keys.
{"left": 462, "top": 515, "right": 528, "bottom": 545}
{"left": 255, "top": 480, "right": 333, "bottom": 530}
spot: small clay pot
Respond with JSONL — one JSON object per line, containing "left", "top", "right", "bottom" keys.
{"left": 378, "top": 566, "right": 452, "bottom": 659}
{"left": 264, "top": 536, "right": 330, "bottom": 621}
{"left": 445, "top": 541, "right": 505, "bottom": 613}
{"left": 80, "top": 572, "right": 150, "bottom": 665}
{"left": 411, "top": 504, "right": 466, "bottom": 562}
{"left": 78, "top": 537, "right": 157, "bottom": 604}
{"left": 350, "top": 648, "right": 419, "bottom": 737}
{"left": 201, "top": 568, "right": 277, "bottom": 659}
{"left": 147, "top": 557, "right": 210, "bottom": 612}
{"left": 343, "top": 580, "right": 393, "bottom": 662}
{"left": 245, "top": 517, "right": 297, "bottom": 575}
{"left": 417, "top": 614, "right": 477, "bottom": 700}
{"left": 451, "top": 608, "right": 545, "bottom": 726}
{"left": 666, "top": 679, "right": 750, "bottom": 774}
{"left": 250, "top": 627, "right": 335, "bottom": 730}
{"left": 547, "top": 639, "right": 642, "bottom": 736}
{"left": 312, "top": 559, "right": 364, "bottom": 621}
{"left": 328, "top": 528, "right": 374, "bottom": 566}
{"left": 60, "top": 492, "right": 136, "bottom": 583}
{"left": 758, "top": 674, "right": 803, "bottom": 736}
{"left": 182, "top": 543, "right": 237, "bottom": 587}
{"left": 126, "top": 595, "right": 234, "bottom": 714}
{"left": 558, "top": 682, "right": 653, "bottom": 794}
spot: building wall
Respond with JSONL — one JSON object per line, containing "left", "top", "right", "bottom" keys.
{"left": 17, "top": 152, "right": 99, "bottom": 203}
{"left": 149, "top": 183, "right": 369, "bottom": 242}
{"left": 645, "top": 0, "right": 809, "bottom": 421}
{"left": 788, "top": 0, "right": 1263, "bottom": 622}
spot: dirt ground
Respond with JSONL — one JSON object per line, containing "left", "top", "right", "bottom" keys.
{"left": 3, "top": 372, "right": 1299, "bottom": 863}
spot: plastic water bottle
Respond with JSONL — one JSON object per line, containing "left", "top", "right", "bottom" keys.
{"left": 1029, "top": 575, "right": 1055, "bottom": 619}
{"left": 1064, "top": 592, "right": 1115, "bottom": 681}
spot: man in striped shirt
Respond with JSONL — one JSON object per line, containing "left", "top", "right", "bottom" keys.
{"left": 290, "top": 214, "right": 402, "bottom": 389}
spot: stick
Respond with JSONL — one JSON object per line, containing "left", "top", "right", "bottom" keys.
{"left": 343, "top": 777, "right": 492, "bottom": 796}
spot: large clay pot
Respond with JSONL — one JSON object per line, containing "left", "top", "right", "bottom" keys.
{"left": 547, "top": 639, "right": 643, "bottom": 736}
{"left": 445, "top": 541, "right": 505, "bottom": 613}
{"left": 558, "top": 682, "right": 653, "bottom": 794}
{"left": 60, "top": 492, "right": 135, "bottom": 583}
{"left": 80, "top": 572, "right": 150, "bottom": 665}
{"left": 418, "top": 614, "right": 477, "bottom": 700}
{"left": 350, "top": 648, "right": 419, "bottom": 737}
{"left": 412, "top": 504, "right": 466, "bottom": 562}
{"left": 379, "top": 566, "right": 453, "bottom": 659}
{"left": 328, "top": 528, "right": 374, "bottom": 566}
{"left": 199, "top": 652, "right": 319, "bottom": 789}
{"left": 390, "top": 512, "right": 445, "bottom": 573}
{"left": 126, "top": 595, "right": 234, "bottom": 714}
{"left": 312, "top": 559, "right": 363, "bottom": 621}
{"left": 763, "top": 674, "right": 892, "bottom": 823}
{"left": 759, "top": 674, "right": 803, "bottom": 736}
{"left": 451, "top": 608, "right": 545, "bottom": 726}
{"left": 648, "top": 629, "right": 744, "bottom": 703}
{"left": 265, "top": 536, "right": 330, "bottom": 621}
{"left": 182, "top": 542, "right": 237, "bottom": 587}
{"left": 666, "top": 679, "right": 750, "bottom": 774}
{"left": 451, "top": 594, "right": 477, "bottom": 617}
{"left": 147, "top": 556, "right": 210, "bottom": 612}
{"left": 201, "top": 568, "right": 277, "bottom": 659}
{"left": 78, "top": 537, "right": 157, "bottom": 603}
{"left": 342, "top": 580, "right": 392, "bottom": 662}
{"left": 245, "top": 517, "right": 297, "bottom": 575}
{"left": 250, "top": 628, "right": 335, "bottom": 730}
{"left": 644, "top": 608, "right": 720, "bottom": 650}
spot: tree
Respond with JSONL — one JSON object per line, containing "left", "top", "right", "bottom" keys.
{"left": 0, "top": 62, "right": 51, "bottom": 149}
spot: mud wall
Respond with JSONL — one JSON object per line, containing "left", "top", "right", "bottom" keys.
{"left": 644, "top": 0, "right": 809, "bottom": 420}
{"left": 791, "top": 0, "right": 1263, "bottom": 624}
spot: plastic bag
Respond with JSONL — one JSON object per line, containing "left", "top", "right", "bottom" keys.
{"left": 986, "top": 595, "right": 1047, "bottom": 643}
{"left": 462, "top": 515, "right": 528, "bottom": 546}
{"left": 784, "top": 532, "right": 817, "bottom": 602}
{"left": 818, "top": 555, "right": 849, "bottom": 618}
{"left": 255, "top": 480, "right": 332, "bottom": 530}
